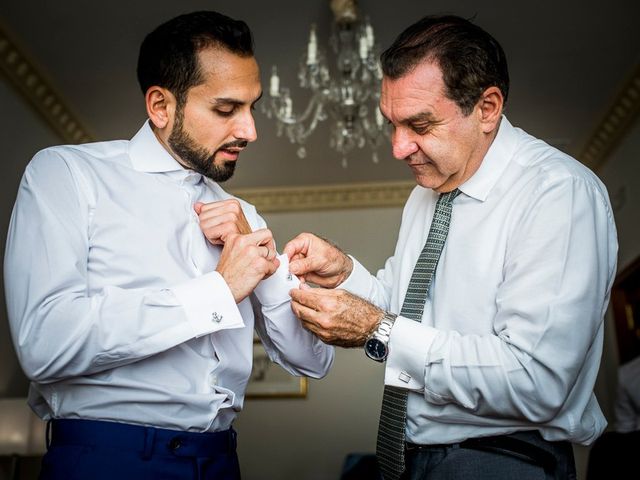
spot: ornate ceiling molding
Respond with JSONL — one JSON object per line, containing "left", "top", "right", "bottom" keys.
{"left": 231, "top": 180, "right": 415, "bottom": 212}
{"left": 0, "top": 24, "right": 93, "bottom": 144}
{"left": 579, "top": 63, "right": 640, "bottom": 171}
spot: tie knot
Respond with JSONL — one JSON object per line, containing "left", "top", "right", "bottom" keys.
{"left": 438, "top": 188, "right": 460, "bottom": 205}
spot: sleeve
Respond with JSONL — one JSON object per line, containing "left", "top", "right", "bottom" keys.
{"left": 339, "top": 255, "right": 394, "bottom": 310}
{"left": 244, "top": 212, "right": 334, "bottom": 379}
{"left": 4, "top": 151, "right": 244, "bottom": 384}
{"left": 385, "top": 176, "right": 618, "bottom": 424}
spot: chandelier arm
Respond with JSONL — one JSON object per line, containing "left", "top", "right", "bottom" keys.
{"left": 262, "top": 0, "right": 388, "bottom": 165}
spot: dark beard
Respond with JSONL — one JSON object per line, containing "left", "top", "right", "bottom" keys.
{"left": 168, "top": 110, "right": 245, "bottom": 182}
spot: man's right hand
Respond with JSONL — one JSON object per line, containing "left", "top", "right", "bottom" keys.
{"left": 283, "top": 233, "right": 353, "bottom": 288}
{"left": 216, "top": 229, "right": 279, "bottom": 303}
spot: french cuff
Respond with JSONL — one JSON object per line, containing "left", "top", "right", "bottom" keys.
{"left": 172, "top": 271, "right": 244, "bottom": 337}
{"left": 338, "top": 255, "right": 373, "bottom": 297}
{"left": 384, "top": 316, "right": 436, "bottom": 392}
{"left": 254, "top": 254, "right": 301, "bottom": 307}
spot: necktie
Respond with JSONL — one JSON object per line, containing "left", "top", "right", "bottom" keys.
{"left": 376, "top": 188, "right": 460, "bottom": 480}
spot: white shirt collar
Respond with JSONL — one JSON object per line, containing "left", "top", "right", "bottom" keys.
{"left": 128, "top": 121, "right": 186, "bottom": 173}
{"left": 459, "top": 115, "right": 518, "bottom": 202}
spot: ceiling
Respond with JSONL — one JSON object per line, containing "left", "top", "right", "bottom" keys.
{"left": 0, "top": 0, "right": 638, "bottom": 190}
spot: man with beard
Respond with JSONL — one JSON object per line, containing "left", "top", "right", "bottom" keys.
{"left": 4, "top": 11, "right": 333, "bottom": 480}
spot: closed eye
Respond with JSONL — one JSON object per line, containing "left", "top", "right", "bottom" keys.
{"left": 215, "top": 107, "right": 237, "bottom": 117}
{"left": 411, "top": 123, "right": 432, "bottom": 134}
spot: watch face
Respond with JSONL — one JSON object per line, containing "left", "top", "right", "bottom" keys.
{"left": 365, "top": 338, "right": 387, "bottom": 361}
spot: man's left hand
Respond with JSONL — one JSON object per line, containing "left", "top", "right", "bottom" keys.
{"left": 289, "top": 286, "right": 384, "bottom": 347}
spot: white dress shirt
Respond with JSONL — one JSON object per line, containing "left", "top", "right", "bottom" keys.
{"left": 614, "top": 355, "right": 640, "bottom": 433}
{"left": 343, "top": 116, "right": 617, "bottom": 445}
{"left": 5, "top": 122, "right": 334, "bottom": 432}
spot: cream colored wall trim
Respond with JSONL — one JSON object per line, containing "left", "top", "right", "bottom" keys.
{"left": 580, "top": 64, "right": 640, "bottom": 171}
{"left": 0, "top": 24, "right": 93, "bottom": 144}
{"left": 231, "top": 180, "right": 415, "bottom": 213}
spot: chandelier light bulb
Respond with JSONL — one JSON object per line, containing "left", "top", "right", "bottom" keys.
{"left": 261, "top": 0, "right": 390, "bottom": 165}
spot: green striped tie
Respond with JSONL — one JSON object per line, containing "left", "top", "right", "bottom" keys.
{"left": 376, "top": 188, "right": 460, "bottom": 480}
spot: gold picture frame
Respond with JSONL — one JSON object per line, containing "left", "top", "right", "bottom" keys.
{"left": 245, "top": 340, "right": 308, "bottom": 399}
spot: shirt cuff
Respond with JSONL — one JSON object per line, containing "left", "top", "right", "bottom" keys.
{"left": 254, "top": 254, "right": 301, "bottom": 307}
{"left": 172, "top": 271, "right": 244, "bottom": 337}
{"left": 339, "top": 255, "right": 373, "bottom": 297}
{"left": 385, "top": 316, "right": 436, "bottom": 391}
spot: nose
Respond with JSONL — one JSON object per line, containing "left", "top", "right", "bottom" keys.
{"left": 391, "top": 127, "right": 419, "bottom": 160}
{"left": 235, "top": 111, "right": 258, "bottom": 143}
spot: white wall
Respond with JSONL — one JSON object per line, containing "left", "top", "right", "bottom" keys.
{"left": 235, "top": 208, "right": 402, "bottom": 480}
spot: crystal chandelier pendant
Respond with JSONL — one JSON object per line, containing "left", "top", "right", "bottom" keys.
{"left": 261, "top": 0, "right": 390, "bottom": 167}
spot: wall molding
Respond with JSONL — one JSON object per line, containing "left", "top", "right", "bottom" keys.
{"left": 0, "top": 24, "right": 93, "bottom": 144}
{"left": 579, "top": 63, "right": 640, "bottom": 171}
{"left": 231, "top": 180, "right": 415, "bottom": 212}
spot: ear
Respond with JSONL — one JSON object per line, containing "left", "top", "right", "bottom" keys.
{"left": 145, "top": 86, "right": 176, "bottom": 130}
{"left": 476, "top": 86, "right": 503, "bottom": 134}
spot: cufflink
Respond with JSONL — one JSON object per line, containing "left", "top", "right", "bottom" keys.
{"left": 211, "top": 312, "right": 223, "bottom": 323}
{"left": 286, "top": 272, "right": 293, "bottom": 281}
{"left": 399, "top": 371, "right": 411, "bottom": 383}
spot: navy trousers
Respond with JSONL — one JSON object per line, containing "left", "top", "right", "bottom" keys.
{"left": 39, "top": 419, "right": 241, "bottom": 480}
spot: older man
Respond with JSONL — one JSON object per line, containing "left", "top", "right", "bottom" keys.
{"left": 286, "top": 15, "right": 617, "bottom": 480}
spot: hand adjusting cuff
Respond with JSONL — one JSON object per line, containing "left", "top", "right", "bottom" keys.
{"left": 364, "top": 312, "right": 397, "bottom": 362}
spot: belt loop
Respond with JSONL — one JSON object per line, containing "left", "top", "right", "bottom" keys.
{"left": 45, "top": 419, "right": 53, "bottom": 450}
{"left": 230, "top": 428, "right": 237, "bottom": 452}
{"left": 142, "top": 427, "right": 156, "bottom": 460}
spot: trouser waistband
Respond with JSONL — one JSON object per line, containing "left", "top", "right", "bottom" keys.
{"left": 406, "top": 431, "right": 569, "bottom": 474}
{"left": 48, "top": 419, "right": 237, "bottom": 459}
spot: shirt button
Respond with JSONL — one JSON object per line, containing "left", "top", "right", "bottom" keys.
{"left": 169, "top": 437, "right": 182, "bottom": 451}
{"left": 209, "top": 374, "right": 218, "bottom": 387}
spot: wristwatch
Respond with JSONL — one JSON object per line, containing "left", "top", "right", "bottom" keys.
{"left": 364, "top": 312, "right": 397, "bottom": 362}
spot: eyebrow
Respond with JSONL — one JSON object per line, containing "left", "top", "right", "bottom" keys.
{"left": 211, "top": 91, "right": 263, "bottom": 108}
{"left": 402, "top": 111, "right": 438, "bottom": 125}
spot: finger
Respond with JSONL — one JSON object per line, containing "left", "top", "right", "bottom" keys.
{"left": 290, "top": 299, "right": 321, "bottom": 324}
{"left": 193, "top": 202, "right": 204, "bottom": 215}
{"left": 258, "top": 245, "right": 276, "bottom": 261}
{"left": 199, "top": 222, "right": 236, "bottom": 245}
{"left": 303, "top": 271, "right": 343, "bottom": 286}
{"left": 265, "top": 257, "right": 280, "bottom": 276}
{"left": 283, "top": 233, "right": 312, "bottom": 260}
{"left": 197, "top": 199, "right": 240, "bottom": 214}
{"left": 265, "top": 246, "right": 277, "bottom": 261}
{"left": 247, "top": 228, "right": 275, "bottom": 247}
{"left": 289, "top": 255, "right": 325, "bottom": 276}
{"left": 289, "top": 287, "right": 324, "bottom": 311}
{"left": 265, "top": 238, "right": 277, "bottom": 253}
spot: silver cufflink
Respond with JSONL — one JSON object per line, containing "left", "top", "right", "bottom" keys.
{"left": 211, "top": 312, "right": 223, "bottom": 323}
{"left": 399, "top": 371, "right": 411, "bottom": 383}
{"left": 286, "top": 272, "right": 293, "bottom": 281}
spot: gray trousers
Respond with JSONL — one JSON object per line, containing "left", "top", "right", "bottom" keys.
{"left": 401, "top": 431, "right": 576, "bottom": 480}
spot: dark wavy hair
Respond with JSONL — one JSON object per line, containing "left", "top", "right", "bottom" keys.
{"left": 137, "top": 11, "right": 254, "bottom": 107}
{"left": 381, "top": 15, "right": 509, "bottom": 115}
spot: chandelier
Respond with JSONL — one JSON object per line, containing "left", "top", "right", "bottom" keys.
{"left": 261, "top": 0, "right": 389, "bottom": 168}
